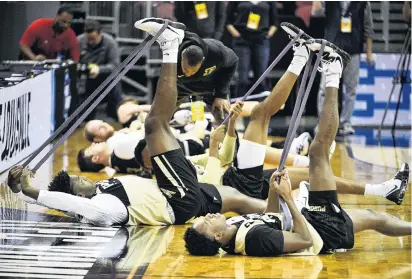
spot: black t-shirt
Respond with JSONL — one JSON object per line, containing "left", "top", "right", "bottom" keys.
{"left": 110, "top": 152, "right": 144, "bottom": 175}
{"left": 177, "top": 31, "right": 238, "bottom": 100}
{"left": 177, "top": 139, "right": 205, "bottom": 157}
{"left": 223, "top": 213, "right": 284, "bottom": 256}
{"left": 96, "top": 178, "right": 130, "bottom": 207}
{"left": 226, "top": 1, "right": 278, "bottom": 42}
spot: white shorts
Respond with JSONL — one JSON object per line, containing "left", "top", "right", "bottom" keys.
{"left": 236, "top": 139, "right": 267, "bottom": 169}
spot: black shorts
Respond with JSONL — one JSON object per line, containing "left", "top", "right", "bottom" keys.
{"left": 151, "top": 149, "right": 221, "bottom": 224}
{"left": 177, "top": 139, "right": 205, "bottom": 156}
{"left": 222, "top": 165, "right": 265, "bottom": 200}
{"left": 301, "top": 191, "right": 354, "bottom": 253}
{"left": 198, "top": 183, "right": 222, "bottom": 216}
{"left": 262, "top": 169, "right": 277, "bottom": 200}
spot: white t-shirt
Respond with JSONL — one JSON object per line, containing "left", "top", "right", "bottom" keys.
{"left": 18, "top": 190, "right": 128, "bottom": 226}
{"left": 107, "top": 131, "right": 144, "bottom": 160}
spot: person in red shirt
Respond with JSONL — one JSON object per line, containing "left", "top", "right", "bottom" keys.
{"left": 19, "top": 6, "right": 79, "bottom": 61}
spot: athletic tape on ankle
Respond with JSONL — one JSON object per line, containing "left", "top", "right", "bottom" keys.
{"left": 28, "top": 21, "right": 170, "bottom": 172}
{"left": 220, "top": 30, "right": 304, "bottom": 126}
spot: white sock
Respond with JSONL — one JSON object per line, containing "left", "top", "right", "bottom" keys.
{"left": 287, "top": 55, "right": 307, "bottom": 76}
{"left": 365, "top": 179, "right": 401, "bottom": 197}
{"left": 162, "top": 39, "right": 179, "bottom": 63}
{"left": 293, "top": 155, "right": 310, "bottom": 167}
{"left": 325, "top": 73, "right": 340, "bottom": 89}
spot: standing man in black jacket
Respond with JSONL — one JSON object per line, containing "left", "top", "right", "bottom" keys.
{"left": 174, "top": 1, "right": 227, "bottom": 40}
{"left": 177, "top": 31, "right": 238, "bottom": 123}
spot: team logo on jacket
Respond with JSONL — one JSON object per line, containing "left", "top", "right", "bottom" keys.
{"left": 203, "top": 65, "right": 216, "bottom": 76}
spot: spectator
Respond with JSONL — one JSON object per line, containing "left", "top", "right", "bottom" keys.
{"left": 19, "top": 6, "right": 79, "bottom": 61}
{"left": 312, "top": 1, "right": 374, "bottom": 135}
{"left": 296, "top": 1, "right": 313, "bottom": 27}
{"left": 226, "top": 1, "right": 278, "bottom": 98}
{"left": 77, "top": 20, "right": 123, "bottom": 120}
{"left": 174, "top": 1, "right": 226, "bottom": 40}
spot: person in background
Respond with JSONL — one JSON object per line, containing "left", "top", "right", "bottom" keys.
{"left": 295, "top": 1, "right": 313, "bottom": 27}
{"left": 77, "top": 19, "right": 124, "bottom": 120}
{"left": 176, "top": 31, "right": 238, "bottom": 124}
{"left": 312, "top": 1, "right": 374, "bottom": 136}
{"left": 19, "top": 6, "right": 79, "bottom": 61}
{"left": 174, "top": 1, "right": 227, "bottom": 40}
{"left": 226, "top": 1, "right": 278, "bottom": 98}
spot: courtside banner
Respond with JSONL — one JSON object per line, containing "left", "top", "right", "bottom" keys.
{"left": 0, "top": 71, "right": 53, "bottom": 173}
{"left": 353, "top": 53, "right": 411, "bottom": 127}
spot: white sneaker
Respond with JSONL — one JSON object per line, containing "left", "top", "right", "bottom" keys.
{"left": 281, "top": 23, "right": 311, "bottom": 62}
{"left": 290, "top": 132, "right": 312, "bottom": 156}
{"left": 293, "top": 41, "right": 310, "bottom": 61}
{"left": 306, "top": 39, "right": 351, "bottom": 77}
{"left": 385, "top": 163, "right": 409, "bottom": 205}
{"left": 173, "top": 110, "right": 192, "bottom": 125}
{"left": 294, "top": 181, "right": 310, "bottom": 211}
{"left": 134, "top": 17, "right": 185, "bottom": 49}
{"left": 320, "top": 53, "right": 343, "bottom": 78}
{"left": 280, "top": 22, "right": 313, "bottom": 43}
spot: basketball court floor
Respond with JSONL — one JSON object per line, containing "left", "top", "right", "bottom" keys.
{"left": 0, "top": 126, "right": 410, "bottom": 279}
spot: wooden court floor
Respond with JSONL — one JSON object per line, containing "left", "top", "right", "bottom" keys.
{"left": 0, "top": 127, "right": 411, "bottom": 279}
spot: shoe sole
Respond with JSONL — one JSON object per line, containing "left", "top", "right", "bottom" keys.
{"left": 394, "top": 163, "right": 409, "bottom": 205}
{"left": 135, "top": 17, "right": 186, "bottom": 32}
{"left": 280, "top": 22, "right": 312, "bottom": 41}
{"left": 307, "top": 39, "right": 351, "bottom": 66}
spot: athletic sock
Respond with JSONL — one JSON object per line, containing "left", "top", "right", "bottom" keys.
{"left": 325, "top": 73, "right": 340, "bottom": 89}
{"left": 365, "top": 179, "right": 401, "bottom": 197}
{"left": 162, "top": 39, "right": 179, "bottom": 63}
{"left": 293, "top": 155, "right": 310, "bottom": 167}
{"left": 287, "top": 55, "right": 307, "bottom": 76}
{"left": 324, "top": 59, "right": 342, "bottom": 89}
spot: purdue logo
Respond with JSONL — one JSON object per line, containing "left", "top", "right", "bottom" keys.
{"left": 203, "top": 66, "right": 216, "bottom": 76}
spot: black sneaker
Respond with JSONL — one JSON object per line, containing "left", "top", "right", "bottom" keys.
{"left": 386, "top": 163, "right": 409, "bottom": 205}
{"left": 134, "top": 17, "right": 186, "bottom": 47}
{"left": 280, "top": 22, "right": 313, "bottom": 42}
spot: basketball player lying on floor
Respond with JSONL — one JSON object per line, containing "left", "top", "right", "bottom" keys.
{"left": 84, "top": 96, "right": 258, "bottom": 143}
{"left": 78, "top": 117, "right": 209, "bottom": 175}
{"left": 133, "top": 32, "right": 407, "bottom": 205}
{"left": 183, "top": 41, "right": 411, "bottom": 257}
